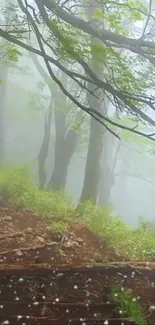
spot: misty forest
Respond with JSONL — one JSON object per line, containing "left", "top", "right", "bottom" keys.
{"left": 2, "top": 1, "right": 155, "bottom": 324}
{"left": 1, "top": 0, "right": 155, "bottom": 261}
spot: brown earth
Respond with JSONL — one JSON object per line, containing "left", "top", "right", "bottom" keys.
{"left": 0, "top": 200, "right": 121, "bottom": 265}
{"left": 0, "top": 200, "right": 155, "bottom": 325}
{"left": 0, "top": 263, "right": 154, "bottom": 324}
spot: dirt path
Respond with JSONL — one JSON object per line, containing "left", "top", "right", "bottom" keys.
{"left": 0, "top": 200, "right": 121, "bottom": 265}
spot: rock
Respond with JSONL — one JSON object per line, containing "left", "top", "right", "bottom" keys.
{"left": 25, "top": 228, "right": 33, "bottom": 234}
{"left": 16, "top": 249, "right": 23, "bottom": 257}
{"left": 36, "top": 236, "right": 45, "bottom": 243}
{"left": 63, "top": 240, "right": 79, "bottom": 248}
{"left": 20, "top": 237, "right": 25, "bottom": 243}
{"left": 76, "top": 237, "right": 84, "bottom": 244}
{"left": 94, "top": 252, "right": 103, "bottom": 263}
{"left": 3, "top": 216, "right": 12, "bottom": 221}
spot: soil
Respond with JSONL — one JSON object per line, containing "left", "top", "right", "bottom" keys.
{"left": 0, "top": 200, "right": 121, "bottom": 265}
{"left": 0, "top": 200, "right": 155, "bottom": 325}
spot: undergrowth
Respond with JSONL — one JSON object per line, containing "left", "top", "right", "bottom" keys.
{"left": 0, "top": 166, "right": 72, "bottom": 218}
{"left": 110, "top": 287, "right": 146, "bottom": 325}
{"left": 76, "top": 201, "right": 155, "bottom": 261}
{"left": 0, "top": 165, "right": 155, "bottom": 261}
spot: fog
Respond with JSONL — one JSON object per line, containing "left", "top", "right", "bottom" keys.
{"left": 0, "top": 50, "right": 153, "bottom": 228}
{"left": 0, "top": 0, "right": 155, "bottom": 229}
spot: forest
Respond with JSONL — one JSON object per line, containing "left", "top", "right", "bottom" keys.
{"left": 1, "top": 1, "right": 155, "bottom": 325}
{"left": 0, "top": 1, "right": 155, "bottom": 233}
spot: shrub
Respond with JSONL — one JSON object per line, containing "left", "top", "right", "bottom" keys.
{"left": 48, "top": 221, "right": 68, "bottom": 234}
{"left": 0, "top": 165, "right": 73, "bottom": 217}
{"left": 1, "top": 166, "right": 155, "bottom": 261}
{"left": 110, "top": 286, "right": 146, "bottom": 325}
{"left": 76, "top": 201, "right": 155, "bottom": 261}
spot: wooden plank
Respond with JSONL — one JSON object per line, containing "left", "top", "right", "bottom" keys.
{"left": 0, "top": 316, "right": 135, "bottom": 325}
{"left": 0, "top": 301, "right": 116, "bottom": 317}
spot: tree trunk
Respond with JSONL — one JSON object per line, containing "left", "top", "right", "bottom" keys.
{"left": 79, "top": 68, "right": 105, "bottom": 204}
{"left": 38, "top": 97, "right": 52, "bottom": 189}
{"left": 47, "top": 112, "right": 80, "bottom": 191}
{"left": 0, "top": 0, "right": 12, "bottom": 165}
{"left": 98, "top": 132, "right": 115, "bottom": 207}
{"left": 79, "top": 3, "right": 105, "bottom": 204}
{"left": 29, "top": 50, "right": 57, "bottom": 189}
{"left": 0, "top": 57, "right": 8, "bottom": 165}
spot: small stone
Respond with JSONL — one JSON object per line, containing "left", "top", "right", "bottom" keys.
{"left": 25, "top": 228, "right": 33, "bottom": 234}
{"left": 20, "top": 237, "right": 25, "bottom": 242}
{"left": 63, "top": 240, "right": 79, "bottom": 248}
{"left": 36, "top": 236, "right": 45, "bottom": 243}
{"left": 76, "top": 237, "right": 84, "bottom": 244}
{"left": 16, "top": 250, "right": 23, "bottom": 257}
{"left": 4, "top": 216, "right": 12, "bottom": 221}
{"left": 104, "top": 321, "right": 109, "bottom": 325}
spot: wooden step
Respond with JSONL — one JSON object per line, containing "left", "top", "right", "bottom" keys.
{"left": 0, "top": 316, "right": 136, "bottom": 325}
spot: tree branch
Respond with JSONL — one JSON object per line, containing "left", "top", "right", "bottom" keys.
{"left": 42, "top": 0, "right": 155, "bottom": 50}
{"left": 1, "top": 0, "right": 155, "bottom": 140}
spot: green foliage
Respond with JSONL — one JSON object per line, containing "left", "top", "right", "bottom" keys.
{"left": 90, "top": 44, "right": 151, "bottom": 94}
{"left": 7, "top": 47, "right": 22, "bottom": 63}
{"left": 76, "top": 201, "right": 155, "bottom": 261}
{"left": 47, "top": 3, "right": 154, "bottom": 100}
{"left": 48, "top": 221, "right": 68, "bottom": 234}
{"left": 97, "top": 0, "right": 148, "bottom": 29}
{"left": 1, "top": 167, "right": 155, "bottom": 262}
{"left": 48, "top": 19, "right": 90, "bottom": 62}
{"left": 0, "top": 42, "right": 22, "bottom": 64}
{"left": 0, "top": 166, "right": 72, "bottom": 217}
{"left": 45, "top": 0, "right": 154, "bottom": 110}
{"left": 110, "top": 287, "right": 146, "bottom": 325}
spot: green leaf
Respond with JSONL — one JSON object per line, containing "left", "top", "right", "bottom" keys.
{"left": 93, "top": 8, "right": 104, "bottom": 18}
{"left": 7, "top": 48, "right": 22, "bottom": 62}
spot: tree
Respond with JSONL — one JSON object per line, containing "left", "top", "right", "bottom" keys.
{"left": 98, "top": 118, "right": 155, "bottom": 209}
{"left": 47, "top": 78, "right": 84, "bottom": 191}
{"left": 0, "top": 0, "right": 155, "bottom": 141}
{"left": 0, "top": 0, "right": 25, "bottom": 165}
{"left": 98, "top": 130, "right": 120, "bottom": 207}
{"left": 79, "top": 2, "right": 106, "bottom": 204}
{"left": 28, "top": 50, "right": 54, "bottom": 189}
{"left": 30, "top": 51, "right": 84, "bottom": 190}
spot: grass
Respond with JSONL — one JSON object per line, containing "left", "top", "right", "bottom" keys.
{"left": 47, "top": 221, "right": 69, "bottom": 234}
{"left": 0, "top": 165, "right": 155, "bottom": 261}
{"left": 110, "top": 286, "right": 146, "bottom": 325}
{"left": 76, "top": 201, "right": 155, "bottom": 261}
{"left": 0, "top": 165, "right": 72, "bottom": 217}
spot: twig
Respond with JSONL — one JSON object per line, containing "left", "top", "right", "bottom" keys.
{"left": 0, "top": 242, "right": 57, "bottom": 256}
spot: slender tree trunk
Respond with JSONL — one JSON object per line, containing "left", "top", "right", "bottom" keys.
{"left": 98, "top": 132, "right": 115, "bottom": 207}
{"left": 47, "top": 106, "right": 66, "bottom": 191}
{"left": 79, "top": 66, "right": 105, "bottom": 203}
{"left": 38, "top": 97, "right": 52, "bottom": 189}
{"left": 118, "top": 170, "right": 128, "bottom": 222}
{"left": 29, "top": 51, "right": 57, "bottom": 189}
{"left": 79, "top": 3, "right": 105, "bottom": 204}
{"left": 0, "top": 0, "right": 13, "bottom": 165}
{"left": 47, "top": 112, "right": 81, "bottom": 191}
{"left": 0, "top": 63, "right": 8, "bottom": 165}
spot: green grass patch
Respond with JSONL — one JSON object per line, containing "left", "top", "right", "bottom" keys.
{"left": 0, "top": 165, "right": 72, "bottom": 218}
{"left": 75, "top": 201, "right": 155, "bottom": 261}
{"left": 47, "top": 221, "right": 69, "bottom": 234}
{"left": 110, "top": 286, "right": 146, "bottom": 325}
{"left": 1, "top": 165, "right": 155, "bottom": 261}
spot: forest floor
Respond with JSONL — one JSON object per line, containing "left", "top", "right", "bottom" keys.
{"left": 0, "top": 199, "right": 121, "bottom": 265}
{"left": 0, "top": 199, "right": 155, "bottom": 325}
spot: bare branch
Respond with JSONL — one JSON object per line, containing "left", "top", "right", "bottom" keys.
{"left": 140, "top": 0, "right": 152, "bottom": 40}
{"left": 1, "top": 0, "right": 155, "bottom": 140}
